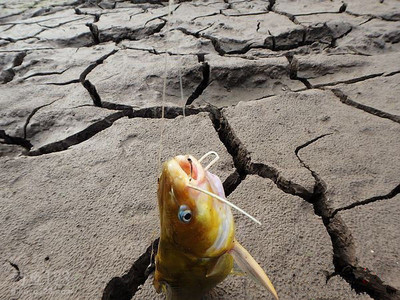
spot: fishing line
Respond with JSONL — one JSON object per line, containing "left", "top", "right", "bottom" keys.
{"left": 158, "top": 0, "right": 175, "bottom": 170}
{"left": 179, "top": 57, "right": 189, "bottom": 156}
{"left": 179, "top": 67, "right": 185, "bottom": 118}
{"left": 158, "top": 55, "right": 167, "bottom": 169}
{"left": 152, "top": 0, "right": 176, "bottom": 272}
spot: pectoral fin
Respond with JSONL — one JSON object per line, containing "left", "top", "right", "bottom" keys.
{"left": 229, "top": 240, "right": 279, "bottom": 300}
{"left": 206, "top": 254, "right": 227, "bottom": 278}
{"left": 230, "top": 262, "right": 246, "bottom": 277}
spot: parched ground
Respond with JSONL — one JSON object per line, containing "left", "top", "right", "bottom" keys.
{"left": 1, "top": 0, "right": 399, "bottom": 299}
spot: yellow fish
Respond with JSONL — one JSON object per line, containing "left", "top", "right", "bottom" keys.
{"left": 153, "top": 152, "right": 279, "bottom": 300}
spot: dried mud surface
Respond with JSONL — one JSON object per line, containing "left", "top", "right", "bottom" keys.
{"left": 0, "top": 0, "right": 399, "bottom": 300}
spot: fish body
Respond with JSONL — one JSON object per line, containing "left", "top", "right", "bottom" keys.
{"left": 154, "top": 154, "right": 278, "bottom": 299}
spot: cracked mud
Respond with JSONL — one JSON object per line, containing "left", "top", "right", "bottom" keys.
{"left": 1, "top": 0, "right": 399, "bottom": 300}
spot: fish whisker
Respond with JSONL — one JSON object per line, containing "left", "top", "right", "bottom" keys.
{"left": 187, "top": 183, "right": 261, "bottom": 225}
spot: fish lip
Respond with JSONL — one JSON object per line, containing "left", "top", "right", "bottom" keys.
{"left": 172, "top": 155, "right": 205, "bottom": 182}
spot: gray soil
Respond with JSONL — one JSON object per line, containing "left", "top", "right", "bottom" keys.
{"left": 0, "top": 0, "right": 399, "bottom": 300}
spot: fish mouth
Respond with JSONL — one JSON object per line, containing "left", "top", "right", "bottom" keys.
{"left": 161, "top": 155, "right": 206, "bottom": 199}
{"left": 172, "top": 155, "right": 204, "bottom": 182}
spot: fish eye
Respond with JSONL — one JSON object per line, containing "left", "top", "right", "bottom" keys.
{"left": 178, "top": 205, "right": 192, "bottom": 223}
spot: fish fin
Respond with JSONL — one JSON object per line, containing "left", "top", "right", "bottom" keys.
{"left": 162, "top": 284, "right": 168, "bottom": 295}
{"left": 206, "top": 254, "right": 229, "bottom": 278}
{"left": 230, "top": 269, "right": 246, "bottom": 277}
{"left": 230, "top": 262, "right": 246, "bottom": 276}
{"left": 229, "top": 240, "right": 279, "bottom": 300}
{"left": 153, "top": 276, "right": 162, "bottom": 294}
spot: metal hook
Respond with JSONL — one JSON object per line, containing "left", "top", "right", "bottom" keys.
{"left": 199, "top": 151, "right": 220, "bottom": 171}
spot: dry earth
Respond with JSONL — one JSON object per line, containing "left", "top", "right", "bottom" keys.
{"left": 1, "top": 0, "right": 399, "bottom": 299}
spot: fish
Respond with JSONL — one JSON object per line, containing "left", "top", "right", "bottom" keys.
{"left": 153, "top": 152, "right": 279, "bottom": 300}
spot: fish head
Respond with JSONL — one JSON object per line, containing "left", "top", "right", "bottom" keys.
{"left": 158, "top": 154, "right": 235, "bottom": 258}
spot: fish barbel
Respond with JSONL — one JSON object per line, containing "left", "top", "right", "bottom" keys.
{"left": 153, "top": 153, "right": 279, "bottom": 299}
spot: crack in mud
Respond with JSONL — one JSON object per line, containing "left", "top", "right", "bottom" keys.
{"left": 294, "top": 133, "right": 333, "bottom": 157}
{"left": 8, "top": 261, "right": 23, "bottom": 282}
{"left": 0, "top": 130, "right": 32, "bottom": 150}
{"left": 102, "top": 238, "right": 159, "bottom": 300}
{"left": 174, "top": 25, "right": 214, "bottom": 40}
{"left": 286, "top": 54, "right": 313, "bottom": 89}
{"left": 36, "top": 16, "right": 87, "bottom": 29}
{"left": 249, "top": 162, "right": 313, "bottom": 200}
{"left": 79, "top": 48, "right": 210, "bottom": 110}
{"left": 22, "top": 68, "right": 69, "bottom": 80}
{"left": 222, "top": 10, "right": 270, "bottom": 17}
{"left": 295, "top": 134, "right": 400, "bottom": 300}
{"left": 28, "top": 111, "right": 127, "bottom": 156}
{"left": 95, "top": 15, "right": 167, "bottom": 43}
{"left": 26, "top": 105, "right": 211, "bottom": 156}
{"left": 122, "top": 44, "right": 195, "bottom": 56}
{"left": 191, "top": 11, "right": 220, "bottom": 21}
{"left": 290, "top": 3, "right": 347, "bottom": 18}
{"left": 208, "top": 106, "right": 250, "bottom": 176}
{"left": 326, "top": 51, "right": 372, "bottom": 57}
{"left": 128, "top": 105, "right": 210, "bottom": 119}
{"left": 269, "top": 0, "right": 346, "bottom": 30}
{"left": 208, "top": 106, "right": 313, "bottom": 199}
{"left": 206, "top": 109, "right": 400, "bottom": 300}
{"left": 1, "top": 24, "right": 16, "bottom": 32}
{"left": 329, "top": 27, "right": 353, "bottom": 48}
{"left": 345, "top": 10, "right": 400, "bottom": 22}
{"left": 315, "top": 73, "right": 385, "bottom": 88}
{"left": 82, "top": 79, "right": 102, "bottom": 107}
{"left": 185, "top": 61, "right": 210, "bottom": 106}
{"left": 331, "top": 184, "right": 400, "bottom": 218}
{"left": 144, "top": 2, "right": 182, "bottom": 26}
{"left": 1, "top": 51, "right": 26, "bottom": 83}
{"left": 23, "top": 97, "right": 62, "bottom": 139}
{"left": 0, "top": 0, "right": 64, "bottom": 22}
{"left": 79, "top": 49, "right": 119, "bottom": 107}
{"left": 0, "top": 28, "right": 46, "bottom": 43}
{"left": 267, "top": 0, "right": 275, "bottom": 12}
{"left": 385, "top": 70, "right": 400, "bottom": 77}
{"left": 45, "top": 79, "right": 80, "bottom": 85}
{"left": 222, "top": 169, "right": 245, "bottom": 197}
{"left": 0, "top": 47, "right": 54, "bottom": 53}
{"left": 175, "top": 19, "right": 341, "bottom": 56}
{"left": 331, "top": 89, "right": 400, "bottom": 124}
{"left": 74, "top": 8, "right": 100, "bottom": 23}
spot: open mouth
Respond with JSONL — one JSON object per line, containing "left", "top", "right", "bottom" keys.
{"left": 174, "top": 155, "right": 199, "bottom": 181}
